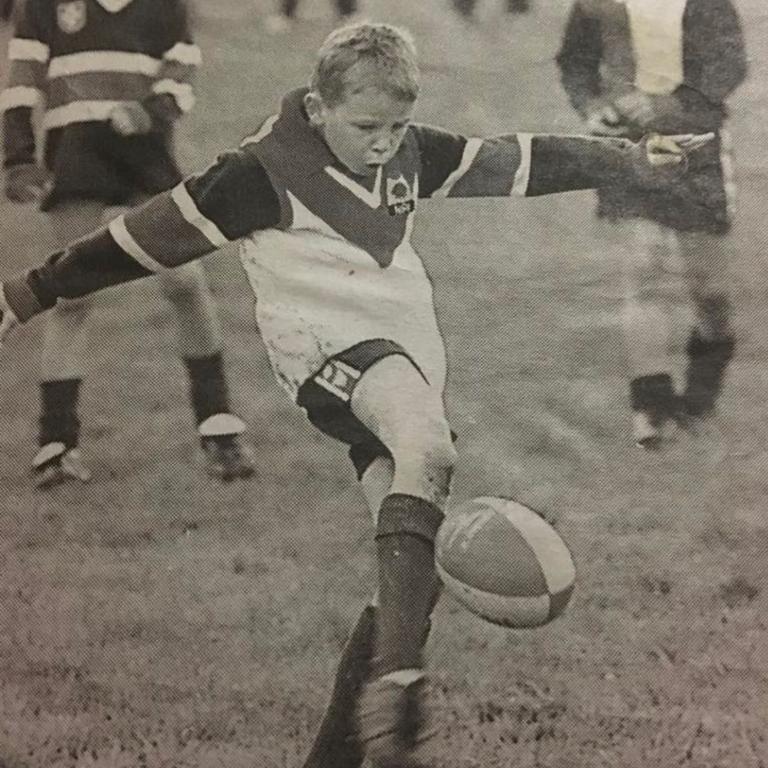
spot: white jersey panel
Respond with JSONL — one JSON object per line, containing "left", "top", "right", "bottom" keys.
{"left": 239, "top": 223, "right": 447, "bottom": 401}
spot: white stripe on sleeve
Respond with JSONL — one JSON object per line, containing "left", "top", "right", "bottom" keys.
{"left": 108, "top": 216, "right": 166, "bottom": 273}
{"left": 0, "top": 85, "right": 42, "bottom": 111}
{"left": 8, "top": 38, "right": 50, "bottom": 63}
{"left": 170, "top": 183, "right": 230, "bottom": 248}
{"left": 163, "top": 42, "right": 202, "bottom": 66}
{"left": 152, "top": 79, "right": 195, "bottom": 113}
{"left": 431, "top": 137, "right": 483, "bottom": 198}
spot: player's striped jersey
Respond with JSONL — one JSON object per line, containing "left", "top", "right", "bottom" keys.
{"left": 6, "top": 86, "right": 642, "bottom": 324}
{"left": 1, "top": 0, "right": 199, "bottom": 166}
{"left": 556, "top": 0, "right": 746, "bottom": 133}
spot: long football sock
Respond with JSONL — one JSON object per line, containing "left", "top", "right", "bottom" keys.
{"left": 39, "top": 378, "right": 82, "bottom": 448}
{"left": 373, "top": 494, "right": 443, "bottom": 677}
{"left": 683, "top": 332, "right": 735, "bottom": 416}
{"left": 302, "top": 605, "right": 376, "bottom": 768}
{"left": 183, "top": 352, "right": 231, "bottom": 426}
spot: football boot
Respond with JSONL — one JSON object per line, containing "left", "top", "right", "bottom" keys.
{"left": 32, "top": 442, "right": 92, "bottom": 489}
{"left": 198, "top": 414, "right": 256, "bottom": 481}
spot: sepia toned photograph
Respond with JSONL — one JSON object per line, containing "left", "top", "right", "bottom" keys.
{"left": 0, "top": 1, "right": 766, "bottom": 766}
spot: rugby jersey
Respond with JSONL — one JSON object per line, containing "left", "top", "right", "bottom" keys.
{"left": 4, "top": 87, "right": 645, "bottom": 321}
{"left": 556, "top": 0, "right": 747, "bottom": 134}
{"left": 0, "top": 0, "right": 200, "bottom": 167}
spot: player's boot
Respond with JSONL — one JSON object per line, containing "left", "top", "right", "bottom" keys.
{"left": 629, "top": 373, "right": 680, "bottom": 450}
{"left": 682, "top": 332, "right": 735, "bottom": 419}
{"left": 32, "top": 442, "right": 92, "bottom": 489}
{"left": 198, "top": 414, "right": 256, "bottom": 481}
{"left": 356, "top": 670, "right": 430, "bottom": 768}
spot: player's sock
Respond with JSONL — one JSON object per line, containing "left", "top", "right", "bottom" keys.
{"left": 372, "top": 494, "right": 443, "bottom": 677}
{"left": 39, "top": 378, "right": 81, "bottom": 448}
{"left": 683, "top": 331, "right": 735, "bottom": 417}
{"left": 302, "top": 605, "right": 376, "bottom": 768}
{"left": 183, "top": 351, "right": 231, "bottom": 426}
{"left": 281, "top": 0, "right": 299, "bottom": 18}
{"left": 630, "top": 373, "right": 678, "bottom": 417}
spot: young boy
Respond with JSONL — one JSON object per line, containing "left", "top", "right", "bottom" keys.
{"left": 0, "top": 22, "right": 708, "bottom": 768}
{"left": 0, "top": 0, "right": 256, "bottom": 485}
{"left": 556, "top": 0, "right": 747, "bottom": 448}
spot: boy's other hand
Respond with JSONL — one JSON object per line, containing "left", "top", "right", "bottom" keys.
{"left": 4, "top": 163, "right": 49, "bottom": 204}
{"left": 0, "top": 284, "right": 20, "bottom": 348}
{"left": 109, "top": 102, "right": 153, "bottom": 136}
{"left": 614, "top": 90, "right": 656, "bottom": 128}
{"left": 586, "top": 104, "right": 627, "bottom": 137}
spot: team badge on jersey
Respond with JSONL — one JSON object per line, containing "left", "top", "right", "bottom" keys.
{"left": 57, "top": 0, "right": 87, "bottom": 33}
{"left": 386, "top": 174, "right": 415, "bottom": 216}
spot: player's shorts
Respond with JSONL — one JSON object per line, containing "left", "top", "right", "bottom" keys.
{"left": 41, "top": 123, "right": 182, "bottom": 211}
{"left": 296, "top": 339, "right": 422, "bottom": 479}
{"left": 596, "top": 132, "right": 734, "bottom": 235}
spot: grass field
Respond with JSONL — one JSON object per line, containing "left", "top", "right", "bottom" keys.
{"left": 1, "top": 1, "right": 768, "bottom": 766}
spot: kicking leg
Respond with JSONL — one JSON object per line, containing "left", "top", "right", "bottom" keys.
{"left": 351, "top": 354, "right": 455, "bottom": 767}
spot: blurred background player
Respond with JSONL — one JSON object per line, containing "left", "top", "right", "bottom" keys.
{"left": 263, "top": 0, "right": 359, "bottom": 34}
{"left": 451, "top": 0, "right": 530, "bottom": 22}
{"left": 1, "top": 0, "right": 13, "bottom": 22}
{"left": 0, "top": 0, "right": 256, "bottom": 486}
{"left": 0, "top": 22, "right": 709, "bottom": 766}
{"left": 556, "top": 0, "right": 747, "bottom": 449}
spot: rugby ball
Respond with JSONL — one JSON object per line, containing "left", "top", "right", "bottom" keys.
{"left": 435, "top": 497, "right": 575, "bottom": 628}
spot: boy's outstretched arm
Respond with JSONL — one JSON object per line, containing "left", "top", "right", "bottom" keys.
{"left": 414, "top": 125, "right": 702, "bottom": 200}
{"left": 0, "top": 150, "right": 280, "bottom": 333}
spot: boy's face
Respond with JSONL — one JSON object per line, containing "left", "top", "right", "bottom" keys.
{"left": 305, "top": 86, "right": 416, "bottom": 177}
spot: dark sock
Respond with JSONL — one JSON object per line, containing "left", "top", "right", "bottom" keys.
{"left": 281, "top": 0, "right": 299, "bottom": 18}
{"left": 39, "top": 378, "right": 81, "bottom": 448}
{"left": 183, "top": 352, "right": 231, "bottom": 426}
{"left": 373, "top": 494, "right": 443, "bottom": 677}
{"left": 302, "top": 605, "right": 376, "bottom": 768}
{"left": 629, "top": 372, "right": 678, "bottom": 417}
{"left": 684, "top": 332, "right": 735, "bottom": 416}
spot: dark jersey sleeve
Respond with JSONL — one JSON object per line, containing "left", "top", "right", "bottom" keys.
{"left": 3, "top": 150, "right": 281, "bottom": 322}
{"left": 410, "top": 124, "right": 468, "bottom": 197}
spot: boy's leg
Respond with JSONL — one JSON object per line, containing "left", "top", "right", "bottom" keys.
{"left": 34, "top": 202, "right": 103, "bottom": 488}
{"left": 302, "top": 456, "right": 393, "bottom": 768}
{"left": 621, "top": 219, "right": 682, "bottom": 448}
{"left": 155, "top": 263, "right": 255, "bottom": 480}
{"left": 678, "top": 231, "right": 735, "bottom": 418}
{"left": 350, "top": 354, "right": 455, "bottom": 767}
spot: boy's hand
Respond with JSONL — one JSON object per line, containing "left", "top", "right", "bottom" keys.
{"left": 614, "top": 90, "right": 656, "bottom": 129}
{"left": 4, "top": 163, "right": 49, "bottom": 203}
{"left": 585, "top": 104, "right": 627, "bottom": 137}
{"left": 0, "top": 284, "right": 20, "bottom": 348}
{"left": 633, "top": 132, "right": 715, "bottom": 185}
{"left": 109, "top": 102, "right": 153, "bottom": 136}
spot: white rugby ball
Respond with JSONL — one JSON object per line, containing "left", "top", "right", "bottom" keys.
{"left": 435, "top": 497, "right": 576, "bottom": 628}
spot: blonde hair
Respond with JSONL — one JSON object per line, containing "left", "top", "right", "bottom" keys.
{"left": 310, "top": 22, "right": 420, "bottom": 107}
